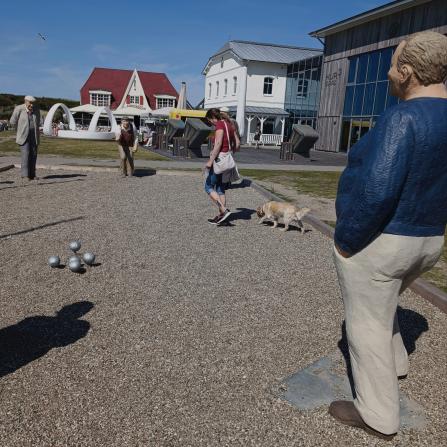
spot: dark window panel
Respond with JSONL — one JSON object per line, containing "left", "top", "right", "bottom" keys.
{"left": 362, "top": 83, "right": 376, "bottom": 116}
{"left": 352, "top": 84, "right": 365, "bottom": 115}
{"left": 357, "top": 54, "right": 369, "bottom": 84}
{"left": 348, "top": 57, "right": 357, "bottom": 84}
{"left": 367, "top": 51, "right": 380, "bottom": 82}
{"left": 378, "top": 47, "right": 393, "bottom": 80}
{"left": 374, "top": 81, "right": 388, "bottom": 115}
{"left": 343, "top": 85, "right": 355, "bottom": 116}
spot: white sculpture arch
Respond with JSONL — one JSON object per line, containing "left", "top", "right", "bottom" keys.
{"left": 88, "top": 106, "right": 119, "bottom": 133}
{"left": 42, "top": 104, "right": 119, "bottom": 140}
{"left": 43, "top": 103, "right": 76, "bottom": 136}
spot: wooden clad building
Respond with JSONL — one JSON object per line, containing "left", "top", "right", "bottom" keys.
{"left": 310, "top": 0, "right": 447, "bottom": 152}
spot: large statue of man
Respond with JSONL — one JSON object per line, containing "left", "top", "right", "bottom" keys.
{"left": 10, "top": 95, "right": 41, "bottom": 181}
{"left": 331, "top": 31, "right": 447, "bottom": 440}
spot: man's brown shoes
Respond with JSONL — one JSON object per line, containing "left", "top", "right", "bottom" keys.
{"left": 328, "top": 401, "right": 397, "bottom": 441}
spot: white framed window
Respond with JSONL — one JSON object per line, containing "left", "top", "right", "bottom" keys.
{"left": 224, "top": 79, "right": 228, "bottom": 96}
{"left": 156, "top": 97, "right": 175, "bottom": 108}
{"left": 233, "top": 76, "right": 237, "bottom": 95}
{"left": 263, "top": 77, "right": 273, "bottom": 95}
{"left": 216, "top": 81, "right": 219, "bottom": 98}
{"left": 129, "top": 95, "right": 140, "bottom": 105}
{"left": 90, "top": 93, "right": 111, "bottom": 107}
{"left": 297, "top": 76, "right": 309, "bottom": 98}
{"left": 208, "top": 83, "right": 212, "bottom": 99}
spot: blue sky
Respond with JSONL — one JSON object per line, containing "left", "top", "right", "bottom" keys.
{"left": 0, "top": 0, "right": 388, "bottom": 105}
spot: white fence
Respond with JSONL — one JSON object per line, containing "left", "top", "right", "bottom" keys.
{"left": 247, "top": 133, "right": 282, "bottom": 146}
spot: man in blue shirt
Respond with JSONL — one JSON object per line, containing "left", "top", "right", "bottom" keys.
{"left": 330, "top": 31, "right": 447, "bottom": 440}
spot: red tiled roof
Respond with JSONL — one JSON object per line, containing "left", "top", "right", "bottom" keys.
{"left": 80, "top": 67, "right": 178, "bottom": 110}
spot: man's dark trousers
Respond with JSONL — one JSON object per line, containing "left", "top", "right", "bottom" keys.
{"left": 20, "top": 132, "right": 38, "bottom": 178}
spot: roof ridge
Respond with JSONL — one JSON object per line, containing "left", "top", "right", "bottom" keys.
{"left": 93, "top": 67, "right": 169, "bottom": 76}
{"left": 229, "top": 40, "right": 321, "bottom": 51}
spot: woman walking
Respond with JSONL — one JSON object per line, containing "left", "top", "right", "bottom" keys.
{"left": 204, "top": 108, "right": 240, "bottom": 225}
{"left": 115, "top": 117, "right": 137, "bottom": 177}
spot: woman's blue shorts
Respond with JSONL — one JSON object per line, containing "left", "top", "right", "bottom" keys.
{"left": 204, "top": 168, "right": 226, "bottom": 196}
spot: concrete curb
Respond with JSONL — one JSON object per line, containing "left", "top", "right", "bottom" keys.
{"left": 0, "top": 164, "right": 15, "bottom": 172}
{"left": 249, "top": 179, "right": 447, "bottom": 314}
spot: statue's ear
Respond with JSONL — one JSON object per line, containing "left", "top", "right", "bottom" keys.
{"left": 399, "top": 64, "right": 413, "bottom": 84}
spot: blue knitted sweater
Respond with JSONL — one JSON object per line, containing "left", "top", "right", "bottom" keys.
{"left": 335, "top": 97, "right": 447, "bottom": 255}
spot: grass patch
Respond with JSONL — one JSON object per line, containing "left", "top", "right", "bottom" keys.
{"left": 0, "top": 136, "right": 170, "bottom": 161}
{"left": 240, "top": 169, "right": 341, "bottom": 199}
{"left": 0, "top": 130, "right": 16, "bottom": 139}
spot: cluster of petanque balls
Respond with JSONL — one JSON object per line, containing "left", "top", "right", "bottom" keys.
{"left": 48, "top": 240, "right": 96, "bottom": 273}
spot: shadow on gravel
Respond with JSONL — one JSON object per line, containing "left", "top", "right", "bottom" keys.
{"left": 229, "top": 178, "right": 252, "bottom": 189}
{"left": 0, "top": 301, "right": 93, "bottom": 377}
{"left": 43, "top": 174, "right": 87, "bottom": 179}
{"left": 0, "top": 181, "right": 14, "bottom": 184}
{"left": 259, "top": 221, "right": 311, "bottom": 232}
{"left": 338, "top": 306, "right": 429, "bottom": 398}
{"left": 0, "top": 216, "right": 84, "bottom": 240}
{"left": 229, "top": 208, "right": 256, "bottom": 222}
{"left": 133, "top": 168, "right": 156, "bottom": 177}
{"left": 0, "top": 179, "right": 85, "bottom": 190}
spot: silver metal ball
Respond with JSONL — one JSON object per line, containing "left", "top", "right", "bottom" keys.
{"left": 48, "top": 255, "right": 60, "bottom": 268}
{"left": 82, "top": 252, "right": 96, "bottom": 266}
{"left": 69, "top": 240, "right": 81, "bottom": 252}
{"left": 68, "top": 255, "right": 81, "bottom": 264}
{"left": 68, "top": 259, "right": 82, "bottom": 272}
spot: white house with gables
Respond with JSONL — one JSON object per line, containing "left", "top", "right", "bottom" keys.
{"left": 202, "top": 40, "right": 322, "bottom": 144}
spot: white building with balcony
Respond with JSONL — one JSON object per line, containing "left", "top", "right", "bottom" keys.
{"left": 202, "top": 40, "right": 322, "bottom": 145}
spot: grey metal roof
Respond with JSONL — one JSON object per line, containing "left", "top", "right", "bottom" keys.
{"left": 213, "top": 40, "right": 322, "bottom": 64}
{"left": 227, "top": 105, "right": 289, "bottom": 116}
{"left": 309, "top": 0, "right": 430, "bottom": 38}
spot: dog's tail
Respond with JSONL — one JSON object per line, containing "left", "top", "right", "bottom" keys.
{"left": 295, "top": 207, "right": 310, "bottom": 220}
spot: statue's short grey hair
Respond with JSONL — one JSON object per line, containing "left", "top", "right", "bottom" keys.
{"left": 398, "top": 31, "right": 447, "bottom": 86}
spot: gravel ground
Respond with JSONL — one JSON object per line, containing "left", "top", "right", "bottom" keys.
{"left": 0, "top": 168, "right": 446, "bottom": 447}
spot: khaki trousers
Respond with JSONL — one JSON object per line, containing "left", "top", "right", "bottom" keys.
{"left": 333, "top": 233, "right": 443, "bottom": 434}
{"left": 118, "top": 145, "right": 134, "bottom": 176}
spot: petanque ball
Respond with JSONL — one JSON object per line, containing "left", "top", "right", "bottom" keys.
{"left": 68, "top": 258, "right": 82, "bottom": 272}
{"left": 69, "top": 240, "right": 81, "bottom": 252}
{"left": 82, "top": 252, "right": 96, "bottom": 266}
{"left": 68, "top": 255, "right": 81, "bottom": 264}
{"left": 48, "top": 255, "right": 60, "bottom": 268}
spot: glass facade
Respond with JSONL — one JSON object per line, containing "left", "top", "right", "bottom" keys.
{"left": 340, "top": 46, "right": 400, "bottom": 152}
{"left": 284, "top": 55, "right": 322, "bottom": 139}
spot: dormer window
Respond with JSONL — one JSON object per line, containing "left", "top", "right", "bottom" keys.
{"left": 155, "top": 95, "right": 176, "bottom": 109}
{"left": 90, "top": 90, "right": 111, "bottom": 107}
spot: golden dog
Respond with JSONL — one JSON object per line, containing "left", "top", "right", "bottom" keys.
{"left": 256, "top": 201, "right": 310, "bottom": 232}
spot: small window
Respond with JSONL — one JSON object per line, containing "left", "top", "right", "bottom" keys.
{"left": 208, "top": 83, "right": 212, "bottom": 99}
{"left": 221, "top": 57, "right": 224, "bottom": 68}
{"left": 91, "top": 93, "right": 111, "bottom": 107}
{"left": 297, "top": 77, "right": 309, "bottom": 98}
{"left": 216, "top": 81, "right": 219, "bottom": 98}
{"left": 224, "top": 79, "right": 228, "bottom": 96}
{"left": 129, "top": 95, "right": 140, "bottom": 105}
{"left": 233, "top": 76, "right": 237, "bottom": 95}
{"left": 263, "top": 77, "right": 273, "bottom": 95}
{"left": 156, "top": 98, "right": 175, "bottom": 109}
